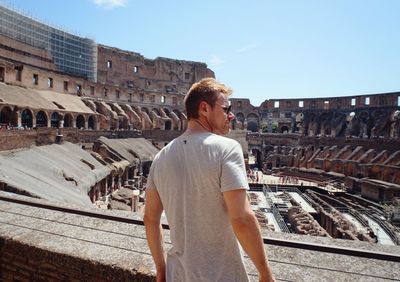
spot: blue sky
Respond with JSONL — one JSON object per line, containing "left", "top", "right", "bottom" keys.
{"left": 2, "top": 0, "right": 400, "bottom": 106}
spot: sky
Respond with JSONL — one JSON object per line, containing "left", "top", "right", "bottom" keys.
{"left": 2, "top": 0, "right": 400, "bottom": 106}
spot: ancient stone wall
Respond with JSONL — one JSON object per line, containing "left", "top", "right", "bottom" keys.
{"left": 232, "top": 93, "right": 400, "bottom": 138}
{"left": 97, "top": 45, "right": 215, "bottom": 95}
{"left": 0, "top": 234, "right": 152, "bottom": 282}
{"left": 0, "top": 129, "right": 37, "bottom": 151}
{"left": 0, "top": 129, "right": 143, "bottom": 151}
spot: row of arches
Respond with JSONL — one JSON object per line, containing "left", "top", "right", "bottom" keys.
{"left": 301, "top": 109, "right": 400, "bottom": 138}
{"left": 83, "top": 99, "right": 187, "bottom": 131}
{"left": 0, "top": 106, "right": 97, "bottom": 130}
{"left": 234, "top": 109, "right": 400, "bottom": 139}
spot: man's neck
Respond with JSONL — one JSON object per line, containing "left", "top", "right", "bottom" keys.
{"left": 186, "top": 118, "right": 211, "bottom": 134}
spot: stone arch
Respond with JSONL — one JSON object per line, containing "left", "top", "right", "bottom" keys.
{"left": 280, "top": 125, "right": 289, "bottom": 133}
{"left": 0, "top": 106, "right": 18, "bottom": 127}
{"left": 152, "top": 108, "right": 161, "bottom": 116}
{"left": 371, "top": 109, "right": 390, "bottom": 138}
{"left": 51, "top": 112, "right": 60, "bottom": 128}
{"left": 163, "top": 108, "right": 171, "bottom": 116}
{"left": 160, "top": 108, "right": 175, "bottom": 131}
{"left": 21, "top": 109, "right": 33, "bottom": 128}
{"left": 247, "top": 113, "right": 259, "bottom": 119}
{"left": 246, "top": 113, "right": 259, "bottom": 132}
{"left": 76, "top": 114, "right": 85, "bottom": 129}
{"left": 358, "top": 111, "right": 371, "bottom": 138}
{"left": 64, "top": 113, "right": 73, "bottom": 128}
{"left": 236, "top": 112, "right": 245, "bottom": 122}
{"left": 295, "top": 112, "right": 304, "bottom": 134}
{"left": 319, "top": 112, "right": 331, "bottom": 136}
{"left": 140, "top": 107, "right": 153, "bottom": 129}
{"left": 235, "top": 112, "right": 245, "bottom": 130}
{"left": 173, "top": 109, "right": 186, "bottom": 131}
{"left": 88, "top": 115, "right": 95, "bottom": 130}
{"left": 149, "top": 108, "right": 162, "bottom": 129}
{"left": 35, "top": 110, "right": 48, "bottom": 127}
{"left": 141, "top": 107, "right": 150, "bottom": 115}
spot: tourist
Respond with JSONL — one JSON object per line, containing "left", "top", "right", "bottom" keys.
{"left": 144, "top": 78, "right": 275, "bottom": 282}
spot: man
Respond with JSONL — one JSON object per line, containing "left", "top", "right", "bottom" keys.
{"left": 144, "top": 78, "right": 275, "bottom": 282}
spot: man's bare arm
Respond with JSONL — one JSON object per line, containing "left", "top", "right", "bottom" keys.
{"left": 144, "top": 188, "right": 166, "bottom": 282}
{"left": 223, "top": 189, "right": 275, "bottom": 282}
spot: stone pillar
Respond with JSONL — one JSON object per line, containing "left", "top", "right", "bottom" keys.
{"left": 16, "top": 110, "right": 21, "bottom": 127}
{"left": 47, "top": 113, "right": 51, "bottom": 128}
{"left": 132, "top": 190, "right": 140, "bottom": 212}
{"left": 32, "top": 114, "right": 37, "bottom": 129}
{"left": 95, "top": 119, "right": 100, "bottom": 130}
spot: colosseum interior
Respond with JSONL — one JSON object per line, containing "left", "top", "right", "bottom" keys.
{"left": 0, "top": 4, "right": 399, "bottom": 281}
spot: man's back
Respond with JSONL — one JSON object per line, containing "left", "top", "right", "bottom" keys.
{"left": 147, "top": 132, "right": 249, "bottom": 281}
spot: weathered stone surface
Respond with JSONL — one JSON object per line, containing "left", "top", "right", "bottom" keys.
{"left": 1, "top": 191, "right": 399, "bottom": 281}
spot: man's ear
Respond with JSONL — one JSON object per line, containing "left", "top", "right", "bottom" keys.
{"left": 198, "top": 101, "right": 208, "bottom": 116}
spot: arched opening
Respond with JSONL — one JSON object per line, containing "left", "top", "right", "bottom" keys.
{"left": 21, "top": 109, "right": 33, "bottom": 128}
{"left": 163, "top": 108, "right": 171, "bottom": 116}
{"left": 76, "top": 115, "right": 85, "bottom": 129}
{"left": 51, "top": 112, "right": 60, "bottom": 128}
{"left": 0, "top": 106, "right": 17, "bottom": 127}
{"left": 165, "top": 120, "right": 172, "bottom": 130}
{"left": 152, "top": 108, "right": 161, "bottom": 116}
{"left": 306, "top": 113, "right": 318, "bottom": 136}
{"left": 64, "top": 113, "right": 73, "bottom": 128}
{"left": 141, "top": 107, "right": 150, "bottom": 115}
{"left": 359, "top": 111, "right": 371, "bottom": 138}
{"left": 246, "top": 113, "right": 259, "bottom": 132}
{"left": 319, "top": 112, "right": 331, "bottom": 136}
{"left": 36, "top": 111, "right": 48, "bottom": 127}
{"left": 88, "top": 116, "right": 95, "bottom": 130}
{"left": 280, "top": 125, "right": 289, "bottom": 133}
{"left": 119, "top": 117, "right": 129, "bottom": 129}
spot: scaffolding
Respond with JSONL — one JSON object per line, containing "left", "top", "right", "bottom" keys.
{"left": 0, "top": 4, "right": 97, "bottom": 82}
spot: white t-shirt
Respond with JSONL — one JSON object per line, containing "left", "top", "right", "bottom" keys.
{"left": 147, "top": 132, "right": 249, "bottom": 282}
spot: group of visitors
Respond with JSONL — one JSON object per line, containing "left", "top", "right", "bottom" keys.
{"left": 247, "top": 168, "right": 261, "bottom": 183}
{"left": 0, "top": 123, "right": 28, "bottom": 131}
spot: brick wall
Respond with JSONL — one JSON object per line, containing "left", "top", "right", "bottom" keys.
{"left": 142, "top": 129, "right": 182, "bottom": 142}
{"left": 0, "top": 237, "right": 152, "bottom": 282}
{"left": 0, "top": 129, "right": 144, "bottom": 151}
{"left": 0, "top": 130, "right": 37, "bottom": 151}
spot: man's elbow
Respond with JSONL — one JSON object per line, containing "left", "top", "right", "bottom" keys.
{"left": 143, "top": 211, "right": 160, "bottom": 227}
{"left": 230, "top": 211, "right": 257, "bottom": 231}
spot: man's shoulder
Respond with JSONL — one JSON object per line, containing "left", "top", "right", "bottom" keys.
{"left": 206, "top": 134, "right": 240, "bottom": 148}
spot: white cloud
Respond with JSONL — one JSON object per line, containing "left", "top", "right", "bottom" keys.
{"left": 92, "top": 0, "right": 128, "bottom": 9}
{"left": 236, "top": 42, "right": 262, "bottom": 53}
{"left": 208, "top": 55, "right": 224, "bottom": 67}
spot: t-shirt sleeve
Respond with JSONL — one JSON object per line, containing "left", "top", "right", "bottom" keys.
{"left": 145, "top": 160, "right": 156, "bottom": 190}
{"left": 220, "top": 142, "right": 249, "bottom": 192}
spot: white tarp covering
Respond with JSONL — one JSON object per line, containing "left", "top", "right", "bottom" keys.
{"left": 0, "top": 142, "right": 111, "bottom": 206}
